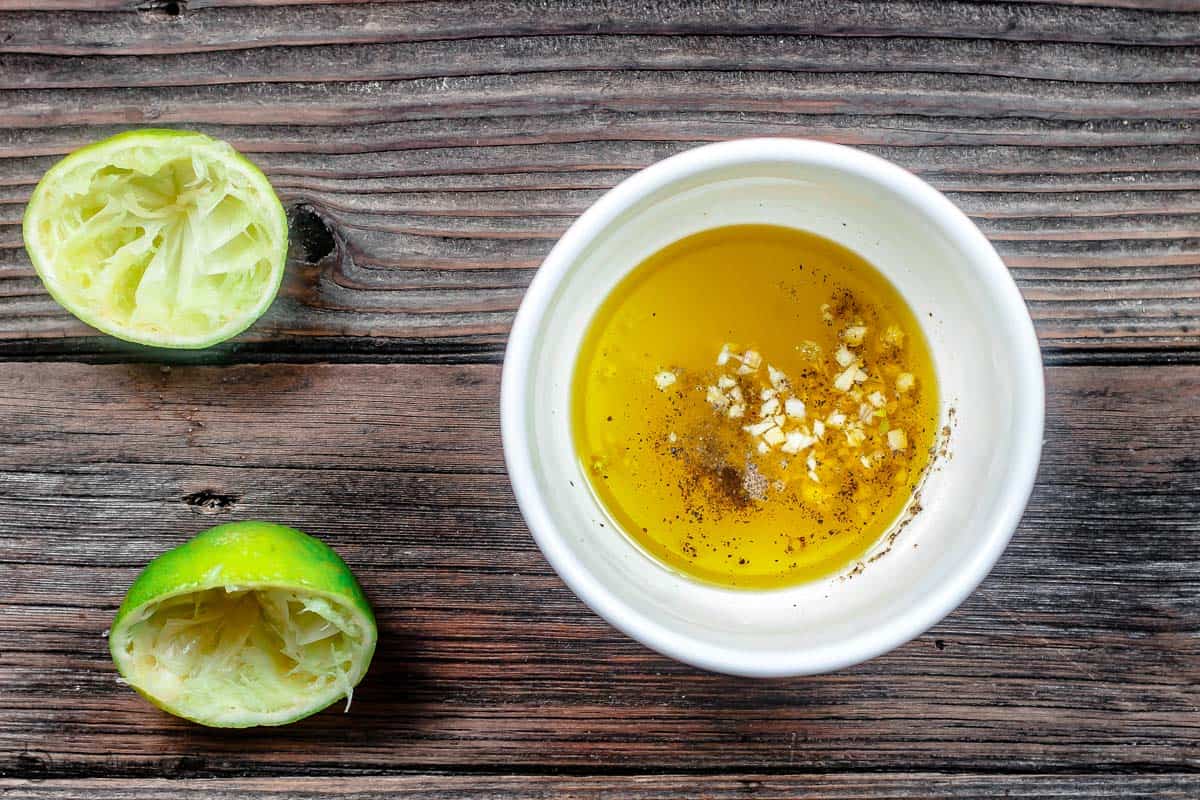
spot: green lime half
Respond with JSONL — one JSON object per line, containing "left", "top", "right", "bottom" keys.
{"left": 109, "top": 521, "right": 376, "bottom": 728}
{"left": 23, "top": 129, "right": 287, "bottom": 349}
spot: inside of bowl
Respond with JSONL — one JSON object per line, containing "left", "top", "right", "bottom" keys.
{"left": 516, "top": 149, "right": 1040, "bottom": 674}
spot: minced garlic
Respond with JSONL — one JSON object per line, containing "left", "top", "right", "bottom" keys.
{"left": 700, "top": 316, "right": 920, "bottom": 487}
{"left": 573, "top": 224, "right": 937, "bottom": 591}
{"left": 883, "top": 325, "right": 905, "bottom": 349}
{"left": 842, "top": 325, "right": 868, "bottom": 346}
{"left": 833, "top": 365, "right": 857, "bottom": 392}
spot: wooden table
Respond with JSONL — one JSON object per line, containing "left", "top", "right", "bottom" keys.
{"left": 1, "top": 2, "right": 1198, "bottom": 798}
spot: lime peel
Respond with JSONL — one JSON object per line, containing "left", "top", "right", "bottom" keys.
{"left": 110, "top": 521, "right": 376, "bottom": 728}
{"left": 23, "top": 129, "right": 287, "bottom": 349}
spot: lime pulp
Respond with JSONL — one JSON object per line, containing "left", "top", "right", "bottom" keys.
{"left": 109, "top": 521, "right": 376, "bottom": 728}
{"left": 22, "top": 129, "right": 288, "bottom": 349}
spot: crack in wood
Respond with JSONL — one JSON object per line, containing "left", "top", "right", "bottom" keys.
{"left": 179, "top": 489, "right": 239, "bottom": 511}
{"left": 136, "top": 0, "right": 184, "bottom": 17}
{"left": 288, "top": 205, "right": 338, "bottom": 265}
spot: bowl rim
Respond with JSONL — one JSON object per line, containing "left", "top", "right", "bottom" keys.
{"left": 500, "top": 137, "right": 1045, "bottom": 677}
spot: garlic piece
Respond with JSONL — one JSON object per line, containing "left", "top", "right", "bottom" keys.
{"left": 780, "top": 431, "right": 816, "bottom": 454}
{"left": 762, "top": 426, "right": 786, "bottom": 447}
{"left": 654, "top": 371, "right": 677, "bottom": 390}
{"left": 842, "top": 325, "right": 868, "bottom": 346}
{"left": 867, "top": 391, "right": 886, "bottom": 409}
{"left": 845, "top": 426, "right": 867, "bottom": 448}
{"left": 743, "top": 419, "right": 775, "bottom": 437}
{"left": 882, "top": 325, "right": 905, "bottom": 349}
{"left": 835, "top": 344, "right": 855, "bottom": 367}
{"left": 896, "top": 372, "right": 915, "bottom": 393}
{"left": 888, "top": 429, "right": 908, "bottom": 451}
{"left": 834, "top": 365, "right": 857, "bottom": 392}
{"left": 784, "top": 397, "right": 806, "bottom": 419}
{"left": 796, "top": 340, "right": 822, "bottom": 361}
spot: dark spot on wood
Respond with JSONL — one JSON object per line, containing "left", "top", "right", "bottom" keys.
{"left": 181, "top": 489, "right": 240, "bottom": 511}
{"left": 1175, "top": 456, "right": 1200, "bottom": 473}
{"left": 170, "top": 755, "right": 206, "bottom": 776}
{"left": 139, "top": 0, "right": 186, "bottom": 16}
{"left": 289, "top": 205, "right": 337, "bottom": 264}
{"left": 14, "top": 752, "right": 45, "bottom": 775}
{"left": 935, "top": 639, "right": 946, "bottom": 651}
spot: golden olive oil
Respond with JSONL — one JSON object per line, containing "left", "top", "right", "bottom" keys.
{"left": 571, "top": 224, "right": 939, "bottom": 589}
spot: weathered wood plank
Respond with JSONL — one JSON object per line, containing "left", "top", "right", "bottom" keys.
{"left": 4, "top": 131, "right": 1200, "bottom": 349}
{"left": 5, "top": 73, "right": 1200, "bottom": 129}
{"left": 1, "top": 775, "right": 1198, "bottom": 799}
{"left": 7, "top": 114, "right": 1200, "bottom": 160}
{"left": 6, "top": 34, "right": 1200, "bottom": 90}
{"left": 3, "top": 1, "right": 1199, "bottom": 56}
{"left": 0, "top": 363, "right": 1195, "bottom": 776}
{"left": 6, "top": 0, "right": 1196, "bottom": 11}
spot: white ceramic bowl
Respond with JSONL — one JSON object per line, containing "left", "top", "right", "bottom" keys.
{"left": 501, "top": 139, "right": 1043, "bottom": 677}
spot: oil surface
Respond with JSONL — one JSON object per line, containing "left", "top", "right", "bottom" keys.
{"left": 571, "top": 224, "right": 939, "bottom": 589}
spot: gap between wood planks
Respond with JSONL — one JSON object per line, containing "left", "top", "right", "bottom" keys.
{"left": 2, "top": 339, "right": 1200, "bottom": 367}
{"left": 2, "top": 765, "right": 1200, "bottom": 782}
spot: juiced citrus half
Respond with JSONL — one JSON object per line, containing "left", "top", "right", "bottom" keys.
{"left": 109, "top": 521, "right": 376, "bottom": 728}
{"left": 23, "top": 129, "right": 287, "bottom": 348}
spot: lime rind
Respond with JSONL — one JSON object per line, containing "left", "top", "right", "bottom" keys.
{"left": 23, "top": 129, "right": 288, "bottom": 349}
{"left": 109, "top": 522, "right": 377, "bottom": 728}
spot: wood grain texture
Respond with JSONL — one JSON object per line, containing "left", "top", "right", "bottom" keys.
{"left": 2, "top": 3, "right": 1199, "bottom": 795}
{"left": 1, "top": 2, "right": 1200, "bottom": 353}
{"left": 2, "top": 775, "right": 1199, "bottom": 799}
{"left": 5, "top": 2, "right": 1200, "bottom": 55}
{"left": 0, "top": 362, "right": 1196, "bottom": 777}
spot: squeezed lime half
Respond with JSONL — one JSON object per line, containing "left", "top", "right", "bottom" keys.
{"left": 109, "top": 521, "right": 377, "bottom": 728}
{"left": 23, "top": 129, "right": 288, "bottom": 349}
